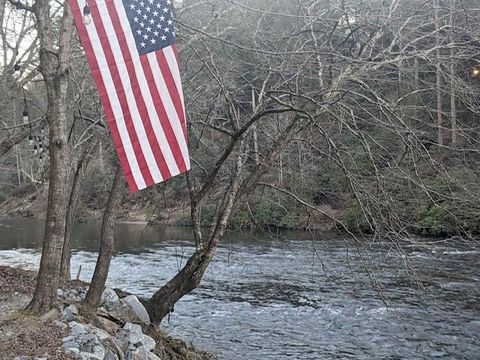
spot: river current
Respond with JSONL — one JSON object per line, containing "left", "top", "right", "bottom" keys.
{"left": 0, "top": 218, "right": 479, "bottom": 359}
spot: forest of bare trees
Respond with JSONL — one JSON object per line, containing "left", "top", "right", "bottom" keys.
{"left": 1, "top": 0, "right": 480, "bottom": 327}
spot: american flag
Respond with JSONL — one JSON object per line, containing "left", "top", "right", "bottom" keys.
{"left": 69, "top": 0, "right": 190, "bottom": 192}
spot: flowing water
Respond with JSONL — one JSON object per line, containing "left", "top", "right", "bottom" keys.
{"left": 0, "top": 217, "right": 479, "bottom": 359}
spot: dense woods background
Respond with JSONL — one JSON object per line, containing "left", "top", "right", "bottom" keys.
{"left": 1, "top": 0, "right": 480, "bottom": 239}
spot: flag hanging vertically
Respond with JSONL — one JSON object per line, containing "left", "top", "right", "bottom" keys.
{"left": 69, "top": 0, "right": 190, "bottom": 192}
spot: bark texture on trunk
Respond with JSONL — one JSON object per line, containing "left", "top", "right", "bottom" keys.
{"left": 27, "top": 76, "right": 69, "bottom": 313}
{"left": 26, "top": 1, "right": 75, "bottom": 314}
{"left": 82, "top": 166, "right": 123, "bottom": 312}
{"left": 146, "top": 249, "right": 213, "bottom": 323}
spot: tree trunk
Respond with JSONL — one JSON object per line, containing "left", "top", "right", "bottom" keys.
{"left": 146, "top": 249, "right": 213, "bottom": 323}
{"left": 82, "top": 166, "right": 123, "bottom": 312}
{"left": 60, "top": 143, "right": 97, "bottom": 281}
{"left": 450, "top": 5, "right": 457, "bottom": 145}
{"left": 27, "top": 77, "right": 69, "bottom": 313}
{"left": 26, "top": 1, "right": 74, "bottom": 314}
{"left": 434, "top": 0, "right": 443, "bottom": 145}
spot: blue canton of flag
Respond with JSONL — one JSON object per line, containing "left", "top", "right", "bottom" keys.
{"left": 123, "top": 0, "right": 177, "bottom": 56}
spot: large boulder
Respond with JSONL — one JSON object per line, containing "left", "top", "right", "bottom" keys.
{"left": 111, "top": 295, "right": 150, "bottom": 325}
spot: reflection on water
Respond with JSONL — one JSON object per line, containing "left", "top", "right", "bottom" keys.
{"left": 0, "top": 217, "right": 479, "bottom": 359}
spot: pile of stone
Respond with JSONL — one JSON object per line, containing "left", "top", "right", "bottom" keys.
{"left": 50, "top": 287, "right": 159, "bottom": 360}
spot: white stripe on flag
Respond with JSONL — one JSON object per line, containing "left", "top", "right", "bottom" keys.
{"left": 164, "top": 46, "right": 187, "bottom": 130}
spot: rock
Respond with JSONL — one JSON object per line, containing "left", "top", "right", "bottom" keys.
{"left": 65, "top": 347, "right": 81, "bottom": 356}
{"left": 70, "top": 321, "right": 89, "bottom": 336}
{"left": 127, "top": 347, "right": 150, "bottom": 360}
{"left": 63, "top": 340, "right": 80, "bottom": 349}
{"left": 90, "top": 326, "right": 111, "bottom": 342}
{"left": 62, "top": 335, "right": 76, "bottom": 343}
{"left": 97, "top": 317, "right": 120, "bottom": 334}
{"left": 104, "top": 348, "right": 120, "bottom": 360}
{"left": 147, "top": 352, "right": 162, "bottom": 360}
{"left": 78, "top": 288, "right": 87, "bottom": 300}
{"left": 57, "top": 289, "right": 64, "bottom": 298}
{"left": 39, "top": 308, "right": 60, "bottom": 322}
{"left": 54, "top": 320, "right": 69, "bottom": 330}
{"left": 63, "top": 304, "right": 79, "bottom": 321}
{"left": 123, "top": 322, "right": 143, "bottom": 334}
{"left": 113, "top": 295, "right": 150, "bottom": 325}
{"left": 122, "top": 323, "right": 156, "bottom": 352}
{"left": 92, "top": 345, "right": 106, "bottom": 359}
{"left": 101, "top": 288, "right": 120, "bottom": 311}
{"left": 77, "top": 333, "right": 98, "bottom": 347}
{"left": 79, "top": 351, "right": 104, "bottom": 360}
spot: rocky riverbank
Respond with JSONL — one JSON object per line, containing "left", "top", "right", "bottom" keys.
{"left": 0, "top": 266, "right": 214, "bottom": 360}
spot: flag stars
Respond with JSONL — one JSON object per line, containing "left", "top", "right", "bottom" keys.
{"left": 126, "top": 0, "right": 177, "bottom": 54}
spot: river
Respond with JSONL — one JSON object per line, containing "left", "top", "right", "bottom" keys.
{"left": 0, "top": 217, "right": 479, "bottom": 359}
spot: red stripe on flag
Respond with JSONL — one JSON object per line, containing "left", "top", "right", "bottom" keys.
{"left": 89, "top": 0, "right": 155, "bottom": 187}
{"left": 155, "top": 50, "right": 187, "bottom": 146}
{"left": 140, "top": 55, "right": 187, "bottom": 173}
{"left": 104, "top": 0, "right": 172, "bottom": 181}
{"left": 171, "top": 44, "right": 188, "bottom": 137}
{"left": 69, "top": 0, "right": 138, "bottom": 191}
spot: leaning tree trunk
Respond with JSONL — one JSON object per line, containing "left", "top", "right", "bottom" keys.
{"left": 146, "top": 249, "right": 213, "bottom": 323}
{"left": 82, "top": 166, "right": 123, "bottom": 313}
{"left": 26, "top": 1, "right": 74, "bottom": 314}
{"left": 146, "top": 115, "right": 303, "bottom": 324}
